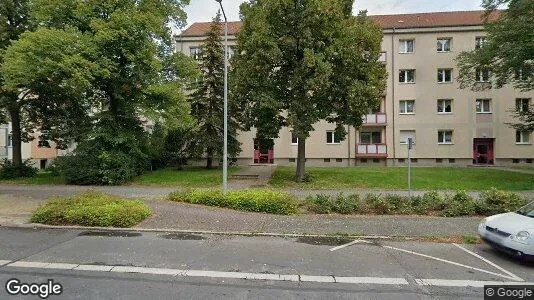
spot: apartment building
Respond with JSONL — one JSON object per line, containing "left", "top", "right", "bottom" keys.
{"left": 177, "top": 10, "right": 534, "bottom": 167}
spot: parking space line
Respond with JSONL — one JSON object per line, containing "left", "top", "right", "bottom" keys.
{"left": 382, "top": 245, "right": 519, "bottom": 281}
{"left": 416, "top": 279, "right": 534, "bottom": 288}
{"left": 0, "top": 260, "right": 11, "bottom": 266}
{"left": 452, "top": 243, "right": 523, "bottom": 282}
{"left": 329, "top": 240, "right": 372, "bottom": 252}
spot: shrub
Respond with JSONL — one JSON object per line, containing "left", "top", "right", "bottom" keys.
{"left": 169, "top": 189, "right": 298, "bottom": 215}
{"left": 443, "top": 190, "right": 478, "bottom": 217}
{"left": 31, "top": 191, "right": 151, "bottom": 227}
{"left": 365, "top": 194, "right": 394, "bottom": 214}
{"left": 304, "top": 194, "right": 360, "bottom": 214}
{"left": 0, "top": 159, "right": 38, "bottom": 179}
{"left": 411, "top": 191, "right": 447, "bottom": 214}
{"left": 383, "top": 194, "right": 412, "bottom": 214}
{"left": 478, "top": 188, "right": 527, "bottom": 216}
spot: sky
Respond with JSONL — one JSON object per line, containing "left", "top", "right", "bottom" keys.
{"left": 181, "top": 0, "right": 485, "bottom": 31}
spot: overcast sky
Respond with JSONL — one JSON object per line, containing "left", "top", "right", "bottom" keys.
{"left": 181, "top": 0, "right": 485, "bottom": 30}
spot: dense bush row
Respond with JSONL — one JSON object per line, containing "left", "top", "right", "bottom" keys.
{"left": 169, "top": 189, "right": 299, "bottom": 215}
{"left": 304, "top": 189, "right": 528, "bottom": 217}
{"left": 0, "top": 159, "right": 38, "bottom": 179}
{"left": 31, "top": 191, "right": 151, "bottom": 227}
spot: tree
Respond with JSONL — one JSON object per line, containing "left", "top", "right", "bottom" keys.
{"left": 190, "top": 12, "right": 241, "bottom": 169}
{"left": 457, "top": 0, "right": 534, "bottom": 130}
{"left": 0, "top": 0, "right": 32, "bottom": 166}
{"left": 232, "top": 0, "right": 386, "bottom": 181}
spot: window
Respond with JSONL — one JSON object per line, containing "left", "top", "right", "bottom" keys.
{"left": 438, "top": 130, "right": 453, "bottom": 144}
{"left": 527, "top": 159, "right": 533, "bottom": 164}
{"left": 336, "top": 158, "right": 343, "bottom": 163}
{"left": 399, "top": 39, "right": 414, "bottom": 53}
{"left": 476, "top": 99, "right": 491, "bottom": 113}
{"left": 398, "top": 159, "right": 405, "bottom": 163}
{"left": 373, "top": 159, "right": 380, "bottom": 163}
{"left": 399, "top": 70, "right": 415, "bottom": 83}
{"left": 7, "top": 134, "right": 12, "bottom": 147}
{"left": 399, "top": 100, "right": 415, "bottom": 114}
{"left": 324, "top": 158, "right": 331, "bottom": 163}
{"left": 515, "top": 69, "right": 530, "bottom": 81}
{"left": 289, "top": 158, "right": 295, "bottom": 163}
{"left": 227, "top": 46, "right": 236, "bottom": 59}
{"left": 38, "top": 140, "right": 51, "bottom": 148}
{"left": 326, "top": 131, "right": 341, "bottom": 144}
{"left": 360, "top": 131, "right": 381, "bottom": 144}
{"left": 291, "top": 132, "right": 298, "bottom": 145}
{"left": 399, "top": 130, "right": 415, "bottom": 144}
{"left": 189, "top": 47, "right": 202, "bottom": 60}
{"left": 437, "top": 38, "right": 451, "bottom": 52}
{"left": 437, "top": 99, "right": 452, "bottom": 113}
{"left": 475, "top": 37, "right": 486, "bottom": 49}
{"left": 449, "top": 158, "right": 456, "bottom": 164}
{"left": 436, "top": 158, "right": 443, "bottom": 163}
{"left": 410, "top": 158, "right": 418, "bottom": 163}
{"left": 360, "top": 159, "right": 368, "bottom": 163}
{"left": 379, "top": 52, "right": 387, "bottom": 63}
{"left": 516, "top": 131, "right": 531, "bottom": 144}
{"left": 476, "top": 68, "right": 491, "bottom": 82}
{"left": 516, "top": 98, "right": 530, "bottom": 112}
{"left": 437, "top": 69, "right": 452, "bottom": 83}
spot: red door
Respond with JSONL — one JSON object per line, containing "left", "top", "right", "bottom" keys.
{"left": 473, "top": 138, "right": 494, "bottom": 165}
{"left": 253, "top": 139, "right": 274, "bottom": 164}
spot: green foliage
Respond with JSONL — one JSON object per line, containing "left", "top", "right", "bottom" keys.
{"left": 411, "top": 191, "right": 447, "bottom": 214}
{"left": 163, "top": 126, "right": 199, "bottom": 169}
{"left": 169, "top": 189, "right": 298, "bottom": 215}
{"left": 189, "top": 13, "right": 241, "bottom": 169}
{"left": 233, "top": 0, "right": 386, "bottom": 181}
{"left": 0, "top": 158, "right": 37, "bottom": 179}
{"left": 304, "top": 193, "right": 360, "bottom": 214}
{"left": 31, "top": 191, "right": 151, "bottom": 227}
{"left": 478, "top": 188, "right": 527, "bottom": 215}
{"left": 443, "top": 191, "right": 478, "bottom": 217}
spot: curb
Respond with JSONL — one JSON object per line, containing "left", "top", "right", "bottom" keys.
{"left": 0, "top": 222, "right": 396, "bottom": 240}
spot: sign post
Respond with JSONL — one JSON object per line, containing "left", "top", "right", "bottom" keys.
{"left": 407, "top": 138, "right": 414, "bottom": 199}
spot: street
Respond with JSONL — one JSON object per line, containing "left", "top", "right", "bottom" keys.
{"left": 0, "top": 227, "right": 532, "bottom": 299}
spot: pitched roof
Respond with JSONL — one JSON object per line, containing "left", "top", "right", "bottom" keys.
{"left": 178, "top": 10, "right": 501, "bottom": 37}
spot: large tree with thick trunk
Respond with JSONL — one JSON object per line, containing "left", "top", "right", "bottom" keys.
{"left": 232, "top": 0, "right": 386, "bottom": 181}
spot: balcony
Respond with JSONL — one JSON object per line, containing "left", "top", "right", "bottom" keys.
{"left": 362, "top": 113, "right": 387, "bottom": 126}
{"left": 356, "top": 144, "right": 388, "bottom": 157}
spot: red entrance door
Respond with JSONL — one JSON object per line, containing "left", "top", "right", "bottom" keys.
{"left": 473, "top": 138, "right": 494, "bottom": 165}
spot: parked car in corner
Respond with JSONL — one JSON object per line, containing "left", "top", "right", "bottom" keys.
{"left": 478, "top": 201, "right": 534, "bottom": 261}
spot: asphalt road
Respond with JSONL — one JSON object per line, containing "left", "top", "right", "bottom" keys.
{"left": 0, "top": 227, "right": 532, "bottom": 299}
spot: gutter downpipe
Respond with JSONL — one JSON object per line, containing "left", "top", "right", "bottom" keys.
{"left": 391, "top": 27, "right": 396, "bottom": 166}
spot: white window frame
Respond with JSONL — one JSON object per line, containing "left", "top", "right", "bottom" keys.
{"left": 437, "top": 69, "right": 453, "bottom": 83}
{"left": 291, "top": 132, "right": 298, "bottom": 145}
{"left": 399, "top": 39, "right": 414, "bottom": 54}
{"left": 399, "top": 69, "right": 415, "bottom": 84}
{"left": 516, "top": 98, "right": 531, "bottom": 112}
{"left": 437, "top": 38, "right": 452, "bottom": 52}
{"left": 399, "top": 130, "right": 416, "bottom": 145}
{"left": 7, "top": 133, "right": 12, "bottom": 147}
{"left": 438, "top": 130, "right": 453, "bottom": 144}
{"left": 437, "top": 99, "right": 453, "bottom": 114}
{"left": 189, "top": 47, "right": 202, "bottom": 60}
{"left": 399, "top": 100, "right": 415, "bottom": 115}
{"left": 476, "top": 99, "right": 492, "bottom": 114}
{"left": 476, "top": 68, "right": 491, "bottom": 83}
{"left": 516, "top": 131, "right": 531, "bottom": 144}
{"left": 326, "top": 131, "right": 341, "bottom": 145}
{"left": 475, "top": 37, "right": 486, "bottom": 49}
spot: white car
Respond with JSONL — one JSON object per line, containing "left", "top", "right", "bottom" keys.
{"left": 478, "top": 201, "right": 534, "bottom": 261}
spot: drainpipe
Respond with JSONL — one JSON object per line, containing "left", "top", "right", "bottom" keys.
{"left": 347, "top": 125, "right": 351, "bottom": 167}
{"left": 391, "top": 27, "right": 397, "bottom": 166}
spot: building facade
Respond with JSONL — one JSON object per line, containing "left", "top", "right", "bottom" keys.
{"left": 176, "top": 10, "right": 533, "bottom": 167}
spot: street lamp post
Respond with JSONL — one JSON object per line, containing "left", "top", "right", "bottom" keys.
{"left": 215, "top": 0, "right": 229, "bottom": 194}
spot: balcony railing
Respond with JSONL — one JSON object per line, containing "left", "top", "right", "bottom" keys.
{"left": 362, "top": 113, "right": 387, "bottom": 125}
{"left": 356, "top": 144, "right": 388, "bottom": 157}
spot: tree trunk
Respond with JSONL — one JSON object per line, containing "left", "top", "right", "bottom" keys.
{"left": 206, "top": 147, "right": 214, "bottom": 169}
{"left": 295, "top": 136, "right": 306, "bottom": 182}
{"left": 7, "top": 104, "right": 22, "bottom": 166}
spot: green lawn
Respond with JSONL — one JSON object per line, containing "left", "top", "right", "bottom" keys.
{"left": 0, "top": 172, "right": 65, "bottom": 185}
{"left": 131, "top": 167, "right": 241, "bottom": 187}
{"left": 270, "top": 167, "right": 534, "bottom": 190}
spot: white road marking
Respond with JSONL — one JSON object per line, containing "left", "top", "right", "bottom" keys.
{"left": 74, "top": 264, "right": 114, "bottom": 272}
{"left": 382, "top": 245, "right": 520, "bottom": 281}
{"left": 42, "top": 263, "right": 79, "bottom": 270}
{"left": 300, "top": 275, "right": 335, "bottom": 283}
{"left": 329, "top": 240, "right": 373, "bottom": 252}
{"left": 452, "top": 243, "right": 524, "bottom": 282}
{"left": 416, "top": 279, "right": 534, "bottom": 288}
{"left": 8, "top": 261, "right": 50, "bottom": 268}
{"left": 0, "top": 260, "right": 11, "bottom": 266}
{"left": 111, "top": 266, "right": 179, "bottom": 275}
{"left": 335, "top": 277, "right": 409, "bottom": 285}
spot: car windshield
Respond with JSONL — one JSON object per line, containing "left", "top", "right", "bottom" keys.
{"left": 517, "top": 201, "right": 534, "bottom": 217}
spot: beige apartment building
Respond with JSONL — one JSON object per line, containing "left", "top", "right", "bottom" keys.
{"left": 177, "top": 10, "right": 533, "bottom": 167}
